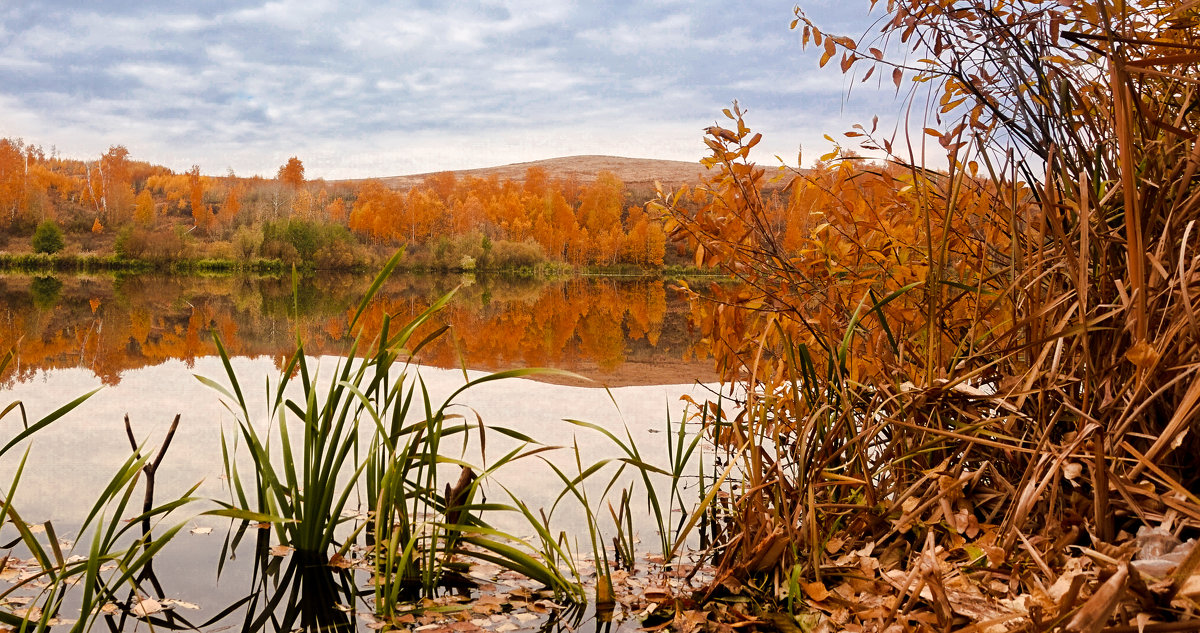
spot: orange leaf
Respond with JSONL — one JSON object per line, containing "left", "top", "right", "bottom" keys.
{"left": 820, "top": 39, "right": 837, "bottom": 68}
{"left": 802, "top": 581, "right": 831, "bottom": 602}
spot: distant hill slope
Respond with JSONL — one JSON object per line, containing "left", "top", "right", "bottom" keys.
{"left": 354, "top": 155, "right": 715, "bottom": 190}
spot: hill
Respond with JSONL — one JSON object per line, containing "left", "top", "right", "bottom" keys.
{"left": 350, "top": 155, "right": 715, "bottom": 190}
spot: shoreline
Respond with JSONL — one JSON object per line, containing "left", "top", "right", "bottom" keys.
{"left": 0, "top": 251, "right": 730, "bottom": 280}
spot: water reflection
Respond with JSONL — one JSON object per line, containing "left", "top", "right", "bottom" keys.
{"left": 0, "top": 272, "right": 725, "bottom": 631}
{"left": 2, "top": 355, "right": 717, "bottom": 632}
{"left": 0, "top": 273, "right": 716, "bottom": 387}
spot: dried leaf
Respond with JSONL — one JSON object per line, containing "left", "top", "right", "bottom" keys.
{"left": 802, "top": 581, "right": 831, "bottom": 602}
{"left": 131, "top": 598, "right": 163, "bottom": 618}
{"left": 1064, "top": 565, "right": 1128, "bottom": 633}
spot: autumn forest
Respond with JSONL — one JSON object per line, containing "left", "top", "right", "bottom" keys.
{"left": 0, "top": 140, "right": 681, "bottom": 271}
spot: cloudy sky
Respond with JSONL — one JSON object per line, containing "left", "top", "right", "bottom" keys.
{"left": 0, "top": 1, "right": 897, "bottom": 180}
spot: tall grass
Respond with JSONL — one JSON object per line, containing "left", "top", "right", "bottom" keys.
{"left": 204, "top": 253, "right": 585, "bottom": 622}
{"left": 654, "top": 1, "right": 1200, "bottom": 626}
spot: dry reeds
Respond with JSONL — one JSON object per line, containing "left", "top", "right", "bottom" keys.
{"left": 657, "top": 1, "right": 1200, "bottom": 628}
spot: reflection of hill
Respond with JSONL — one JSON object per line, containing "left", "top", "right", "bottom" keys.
{"left": 0, "top": 274, "right": 716, "bottom": 387}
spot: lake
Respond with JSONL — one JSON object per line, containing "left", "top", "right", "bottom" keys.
{"left": 0, "top": 272, "right": 719, "bottom": 387}
{"left": 0, "top": 272, "right": 730, "bottom": 631}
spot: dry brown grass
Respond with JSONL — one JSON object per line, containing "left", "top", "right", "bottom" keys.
{"left": 652, "top": 2, "right": 1200, "bottom": 630}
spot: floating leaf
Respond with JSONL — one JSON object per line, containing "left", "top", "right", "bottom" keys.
{"left": 131, "top": 598, "right": 163, "bottom": 618}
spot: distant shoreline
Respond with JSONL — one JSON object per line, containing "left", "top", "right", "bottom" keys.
{"left": 0, "top": 252, "right": 728, "bottom": 280}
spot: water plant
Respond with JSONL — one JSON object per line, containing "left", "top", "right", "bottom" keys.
{"left": 205, "top": 253, "right": 584, "bottom": 624}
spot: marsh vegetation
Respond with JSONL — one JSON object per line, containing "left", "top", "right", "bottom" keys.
{"left": 5, "top": 0, "right": 1200, "bottom": 631}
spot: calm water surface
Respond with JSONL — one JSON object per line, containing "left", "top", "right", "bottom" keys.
{"left": 0, "top": 272, "right": 718, "bottom": 387}
{"left": 0, "top": 272, "right": 728, "bottom": 631}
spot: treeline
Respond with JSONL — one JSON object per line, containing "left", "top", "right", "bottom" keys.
{"left": 0, "top": 140, "right": 676, "bottom": 271}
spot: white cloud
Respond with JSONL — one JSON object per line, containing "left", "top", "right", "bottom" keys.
{"left": 578, "top": 12, "right": 694, "bottom": 53}
{"left": 0, "top": 1, "right": 899, "bottom": 178}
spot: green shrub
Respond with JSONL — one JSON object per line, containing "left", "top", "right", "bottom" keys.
{"left": 31, "top": 220, "right": 64, "bottom": 254}
{"left": 262, "top": 219, "right": 362, "bottom": 269}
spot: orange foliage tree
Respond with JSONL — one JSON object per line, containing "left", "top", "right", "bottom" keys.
{"left": 133, "top": 188, "right": 155, "bottom": 226}
{"left": 0, "top": 139, "right": 27, "bottom": 228}
{"left": 277, "top": 156, "right": 304, "bottom": 188}
{"left": 188, "top": 165, "right": 210, "bottom": 233}
{"left": 218, "top": 186, "right": 241, "bottom": 230}
{"left": 98, "top": 145, "right": 134, "bottom": 224}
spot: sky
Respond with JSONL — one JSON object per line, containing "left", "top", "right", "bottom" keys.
{"left": 0, "top": 1, "right": 898, "bottom": 180}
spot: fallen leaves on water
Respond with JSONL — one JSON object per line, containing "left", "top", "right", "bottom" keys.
{"left": 130, "top": 597, "right": 163, "bottom": 618}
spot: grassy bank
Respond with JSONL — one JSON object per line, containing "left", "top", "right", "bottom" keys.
{"left": 0, "top": 250, "right": 724, "bottom": 280}
{"left": 0, "top": 252, "right": 292, "bottom": 275}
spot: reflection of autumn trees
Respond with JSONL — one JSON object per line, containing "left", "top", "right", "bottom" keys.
{"left": 0, "top": 274, "right": 708, "bottom": 386}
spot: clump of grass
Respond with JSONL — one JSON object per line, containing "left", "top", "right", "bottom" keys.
{"left": 204, "top": 253, "right": 584, "bottom": 622}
